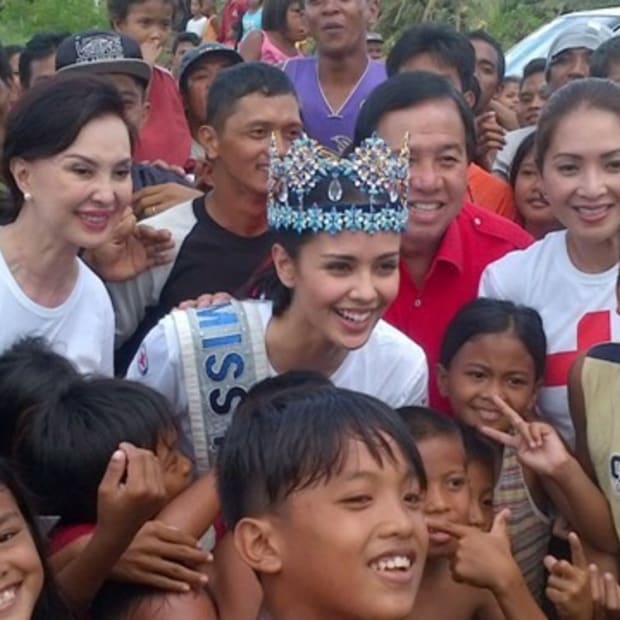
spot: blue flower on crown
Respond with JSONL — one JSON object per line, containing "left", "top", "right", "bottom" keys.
{"left": 267, "top": 132, "right": 409, "bottom": 235}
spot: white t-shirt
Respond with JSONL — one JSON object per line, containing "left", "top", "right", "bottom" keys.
{"left": 128, "top": 299, "right": 428, "bottom": 415}
{"left": 0, "top": 250, "right": 114, "bottom": 375}
{"left": 479, "top": 230, "right": 620, "bottom": 445}
{"left": 186, "top": 16, "right": 207, "bottom": 38}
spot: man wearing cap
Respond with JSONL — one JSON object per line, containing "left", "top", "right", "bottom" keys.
{"left": 178, "top": 42, "right": 243, "bottom": 162}
{"left": 55, "top": 30, "right": 201, "bottom": 205}
{"left": 493, "top": 22, "right": 614, "bottom": 180}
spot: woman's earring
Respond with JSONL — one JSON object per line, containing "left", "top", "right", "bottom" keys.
{"left": 23, "top": 192, "right": 32, "bottom": 201}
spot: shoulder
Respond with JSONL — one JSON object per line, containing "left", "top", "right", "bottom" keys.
{"left": 484, "top": 229, "right": 564, "bottom": 272}
{"left": 283, "top": 56, "right": 313, "bottom": 75}
{"left": 459, "top": 202, "right": 533, "bottom": 249}
{"left": 584, "top": 341, "right": 620, "bottom": 365}
{"left": 366, "top": 320, "right": 427, "bottom": 366}
{"left": 78, "top": 259, "right": 112, "bottom": 299}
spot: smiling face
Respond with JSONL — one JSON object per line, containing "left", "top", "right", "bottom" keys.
{"left": 275, "top": 231, "right": 401, "bottom": 352}
{"left": 203, "top": 92, "right": 302, "bottom": 197}
{"left": 9, "top": 115, "right": 132, "bottom": 251}
{"left": 304, "top": 0, "right": 368, "bottom": 58}
{"left": 417, "top": 434, "right": 470, "bottom": 558}
{"left": 0, "top": 487, "right": 44, "bottom": 619}
{"left": 377, "top": 98, "right": 469, "bottom": 256}
{"left": 467, "top": 459, "right": 495, "bottom": 531}
{"left": 514, "top": 150, "right": 556, "bottom": 233}
{"left": 517, "top": 71, "right": 547, "bottom": 127}
{"left": 260, "top": 437, "right": 428, "bottom": 620}
{"left": 541, "top": 104, "right": 620, "bottom": 247}
{"left": 438, "top": 330, "right": 538, "bottom": 431}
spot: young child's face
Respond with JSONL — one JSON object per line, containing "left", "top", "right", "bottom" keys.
{"left": 114, "top": 0, "right": 173, "bottom": 48}
{"left": 190, "top": 0, "right": 202, "bottom": 16}
{"left": 156, "top": 430, "right": 192, "bottom": 502}
{"left": 268, "top": 437, "right": 428, "bottom": 620}
{"left": 467, "top": 459, "right": 495, "bottom": 531}
{"left": 496, "top": 81, "right": 519, "bottom": 111}
{"left": 417, "top": 435, "right": 470, "bottom": 559}
{"left": 439, "top": 331, "right": 538, "bottom": 432}
{"left": 0, "top": 486, "right": 44, "bottom": 618}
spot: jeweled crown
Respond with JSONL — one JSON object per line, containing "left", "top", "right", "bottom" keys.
{"left": 267, "top": 133, "right": 410, "bottom": 235}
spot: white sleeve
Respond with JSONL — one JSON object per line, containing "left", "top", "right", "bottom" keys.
{"left": 478, "top": 262, "right": 505, "bottom": 299}
{"left": 126, "top": 317, "right": 186, "bottom": 416}
{"left": 399, "top": 349, "right": 429, "bottom": 407}
{"left": 100, "top": 298, "right": 115, "bottom": 377}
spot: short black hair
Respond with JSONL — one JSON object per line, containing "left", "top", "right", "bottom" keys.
{"left": 397, "top": 406, "right": 463, "bottom": 444}
{"left": 459, "top": 424, "right": 501, "bottom": 481}
{"left": 2, "top": 73, "right": 133, "bottom": 221}
{"left": 439, "top": 297, "right": 547, "bottom": 381}
{"left": 353, "top": 71, "right": 476, "bottom": 163}
{"left": 0, "top": 337, "right": 79, "bottom": 457}
{"left": 262, "top": 0, "right": 301, "bottom": 33}
{"left": 521, "top": 57, "right": 546, "bottom": 85}
{"left": 387, "top": 22, "right": 476, "bottom": 93}
{"left": 5, "top": 44, "right": 24, "bottom": 61}
{"left": 501, "top": 75, "right": 519, "bottom": 87}
{"left": 218, "top": 376, "right": 426, "bottom": 528}
{"left": 172, "top": 31, "right": 200, "bottom": 55}
{"left": 0, "top": 43, "right": 11, "bottom": 86}
{"left": 467, "top": 29, "right": 505, "bottom": 82}
{"left": 13, "top": 378, "right": 176, "bottom": 524}
{"left": 107, "top": 0, "right": 174, "bottom": 23}
{"left": 19, "top": 31, "right": 68, "bottom": 89}
{"left": 590, "top": 35, "right": 620, "bottom": 79}
{"left": 206, "top": 61, "right": 297, "bottom": 130}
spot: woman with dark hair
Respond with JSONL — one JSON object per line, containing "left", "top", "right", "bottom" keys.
{"left": 0, "top": 457, "right": 73, "bottom": 619}
{"left": 509, "top": 131, "right": 561, "bottom": 240}
{"left": 0, "top": 74, "right": 134, "bottom": 375}
{"left": 238, "top": 0, "right": 307, "bottom": 64}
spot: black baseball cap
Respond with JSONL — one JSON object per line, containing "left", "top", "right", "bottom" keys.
{"left": 178, "top": 42, "right": 243, "bottom": 87}
{"left": 56, "top": 30, "right": 151, "bottom": 87}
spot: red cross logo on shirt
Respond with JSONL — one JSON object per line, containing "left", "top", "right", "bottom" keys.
{"left": 544, "top": 311, "right": 612, "bottom": 387}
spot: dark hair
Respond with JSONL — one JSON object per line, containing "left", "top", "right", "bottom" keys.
{"left": 509, "top": 130, "right": 536, "bottom": 189}
{"left": 206, "top": 62, "right": 296, "bottom": 130}
{"left": 501, "top": 75, "right": 519, "bottom": 87}
{"left": 590, "top": 35, "right": 620, "bottom": 79}
{"left": 172, "top": 31, "right": 200, "bottom": 55}
{"left": 439, "top": 297, "right": 547, "bottom": 381}
{"left": 0, "top": 459, "right": 73, "bottom": 620}
{"left": 536, "top": 78, "right": 620, "bottom": 170}
{"left": 2, "top": 73, "right": 133, "bottom": 221}
{"left": 5, "top": 44, "right": 24, "bottom": 61}
{"left": 459, "top": 424, "right": 501, "bottom": 482}
{"left": 521, "top": 57, "right": 546, "bottom": 86}
{"left": 353, "top": 71, "right": 476, "bottom": 163}
{"left": 397, "top": 405, "right": 463, "bottom": 443}
{"left": 0, "top": 44, "right": 11, "bottom": 86}
{"left": 262, "top": 0, "right": 302, "bottom": 33}
{"left": 13, "top": 378, "right": 176, "bottom": 524}
{"left": 0, "top": 337, "right": 80, "bottom": 457}
{"left": 107, "top": 0, "right": 174, "bottom": 23}
{"left": 218, "top": 377, "right": 426, "bottom": 527}
{"left": 467, "top": 29, "right": 505, "bottom": 83}
{"left": 386, "top": 22, "right": 475, "bottom": 93}
{"left": 18, "top": 31, "right": 68, "bottom": 89}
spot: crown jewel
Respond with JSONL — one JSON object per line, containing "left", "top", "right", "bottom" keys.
{"left": 267, "top": 133, "right": 410, "bottom": 235}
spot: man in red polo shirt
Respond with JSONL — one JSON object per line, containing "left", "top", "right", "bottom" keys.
{"left": 354, "top": 71, "right": 532, "bottom": 412}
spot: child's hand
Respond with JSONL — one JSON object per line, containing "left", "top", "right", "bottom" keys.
{"left": 427, "top": 509, "right": 518, "bottom": 593}
{"left": 97, "top": 443, "right": 167, "bottom": 538}
{"left": 544, "top": 532, "right": 593, "bottom": 620}
{"left": 480, "top": 395, "right": 571, "bottom": 477}
{"left": 141, "top": 37, "right": 164, "bottom": 66}
{"left": 590, "top": 564, "right": 620, "bottom": 619}
{"left": 112, "top": 521, "right": 211, "bottom": 592}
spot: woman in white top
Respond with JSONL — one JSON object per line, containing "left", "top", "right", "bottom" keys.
{"left": 129, "top": 133, "right": 428, "bottom": 468}
{"left": 480, "top": 78, "right": 620, "bottom": 446}
{"left": 0, "top": 74, "right": 134, "bottom": 375}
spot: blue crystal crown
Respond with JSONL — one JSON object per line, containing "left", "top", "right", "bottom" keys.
{"left": 267, "top": 133, "right": 410, "bottom": 235}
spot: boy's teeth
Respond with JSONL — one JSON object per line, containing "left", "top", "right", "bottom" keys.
{"left": 410, "top": 202, "right": 442, "bottom": 211}
{"left": 370, "top": 555, "right": 412, "bottom": 572}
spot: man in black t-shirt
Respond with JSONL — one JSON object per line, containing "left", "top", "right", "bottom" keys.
{"left": 106, "top": 62, "right": 303, "bottom": 372}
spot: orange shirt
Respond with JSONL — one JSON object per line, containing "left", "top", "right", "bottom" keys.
{"left": 467, "top": 163, "right": 516, "bottom": 221}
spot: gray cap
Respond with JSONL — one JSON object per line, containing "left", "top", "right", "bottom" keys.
{"left": 546, "top": 22, "right": 614, "bottom": 72}
{"left": 178, "top": 42, "right": 243, "bottom": 86}
{"left": 56, "top": 30, "right": 151, "bottom": 86}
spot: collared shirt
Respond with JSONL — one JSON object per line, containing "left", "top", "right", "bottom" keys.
{"left": 384, "top": 202, "right": 533, "bottom": 413}
{"left": 468, "top": 163, "right": 516, "bottom": 221}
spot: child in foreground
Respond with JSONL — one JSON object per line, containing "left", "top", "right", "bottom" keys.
{"left": 217, "top": 374, "right": 429, "bottom": 620}
{"left": 398, "top": 406, "right": 546, "bottom": 620}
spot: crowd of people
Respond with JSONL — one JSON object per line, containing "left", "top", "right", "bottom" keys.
{"left": 1, "top": 0, "right": 620, "bottom": 618}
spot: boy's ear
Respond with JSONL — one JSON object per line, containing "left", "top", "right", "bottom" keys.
{"left": 199, "top": 125, "right": 218, "bottom": 160}
{"left": 436, "top": 363, "right": 449, "bottom": 398}
{"left": 234, "top": 517, "right": 283, "bottom": 574}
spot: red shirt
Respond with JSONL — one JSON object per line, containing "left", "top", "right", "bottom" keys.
{"left": 134, "top": 66, "right": 192, "bottom": 168}
{"left": 385, "top": 202, "right": 533, "bottom": 413}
